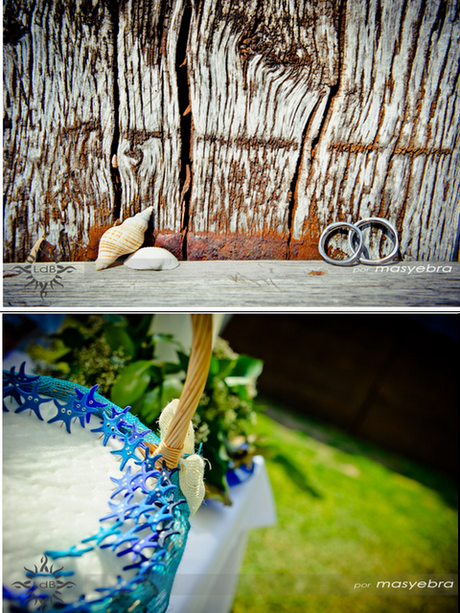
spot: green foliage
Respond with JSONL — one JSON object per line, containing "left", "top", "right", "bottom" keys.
{"left": 27, "top": 316, "right": 263, "bottom": 500}
{"left": 189, "top": 338, "right": 263, "bottom": 503}
{"left": 28, "top": 315, "right": 131, "bottom": 394}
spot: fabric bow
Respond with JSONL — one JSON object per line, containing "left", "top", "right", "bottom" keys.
{"left": 158, "top": 399, "right": 205, "bottom": 516}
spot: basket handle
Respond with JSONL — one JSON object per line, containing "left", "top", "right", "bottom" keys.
{"left": 151, "top": 314, "right": 213, "bottom": 468}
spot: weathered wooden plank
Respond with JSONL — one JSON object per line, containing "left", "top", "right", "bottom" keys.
{"left": 3, "top": 261, "right": 460, "bottom": 307}
{"left": 186, "top": 0, "right": 339, "bottom": 259}
{"left": 291, "top": 0, "right": 460, "bottom": 260}
{"left": 3, "top": 0, "right": 459, "bottom": 263}
{"left": 116, "top": 0, "right": 187, "bottom": 258}
{"left": 3, "top": 0, "right": 117, "bottom": 262}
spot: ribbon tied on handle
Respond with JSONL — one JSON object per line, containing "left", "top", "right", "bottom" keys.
{"left": 158, "top": 399, "right": 205, "bottom": 516}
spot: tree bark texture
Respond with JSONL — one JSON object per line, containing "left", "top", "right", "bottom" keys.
{"left": 3, "top": 0, "right": 460, "bottom": 262}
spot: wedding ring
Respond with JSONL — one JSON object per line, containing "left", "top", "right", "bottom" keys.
{"left": 318, "top": 222, "right": 364, "bottom": 266}
{"left": 348, "top": 217, "right": 399, "bottom": 265}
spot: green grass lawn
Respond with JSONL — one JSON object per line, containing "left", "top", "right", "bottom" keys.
{"left": 232, "top": 401, "right": 458, "bottom": 613}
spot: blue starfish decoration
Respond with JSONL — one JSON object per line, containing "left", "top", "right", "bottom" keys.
{"left": 100, "top": 498, "right": 138, "bottom": 523}
{"left": 14, "top": 381, "right": 48, "bottom": 421}
{"left": 81, "top": 521, "right": 123, "bottom": 547}
{"left": 110, "top": 465, "right": 141, "bottom": 501}
{"left": 123, "top": 549, "right": 166, "bottom": 573}
{"left": 134, "top": 448, "right": 163, "bottom": 472}
{"left": 149, "top": 482, "right": 177, "bottom": 506}
{"left": 144, "top": 465, "right": 180, "bottom": 503}
{"left": 3, "top": 383, "right": 22, "bottom": 412}
{"left": 4, "top": 362, "right": 40, "bottom": 386}
{"left": 107, "top": 524, "right": 148, "bottom": 553}
{"left": 111, "top": 423, "right": 150, "bottom": 470}
{"left": 44, "top": 544, "right": 94, "bottom": 559}
{"left": 91, "top": 405, "right": 131, "bottom": 446}
{"left": 48, "top": 385, "right": 107, "bottom": 433}
{"left": 116, "top": 531, "right": 160, "bottom": 562}
{"left": 73, "top": 385, "right": 108, "bottom": 421}
{"left": 128, "top": 498, "right": 161, "bottom": 525}
{"left": 48, "top": 399, "right": 80, "bottom": 433}
{"left": 3, "top": 363, "right": 41, "bottom": 412}
{"left": 146, "top": 503, "right": 175, "bottom": 528}
{"left": 131, "top": 463, "right": 162, "bottom": 496}
{"left": 127, "top": 421, "right": 151, "bottom": 447}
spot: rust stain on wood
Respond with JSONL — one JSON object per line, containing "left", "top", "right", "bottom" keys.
{"left": 330, "top": 142, "right": 452, "bottom": 157}
{"left": 187, "top": 232, "right": 288, "bottom": 260}
{"left": 289, "top": 237, "right": 321, "bottom": 260}
{"left": 197, "top": 134, "right": 298, "bottom": 151}
{"left": 73, "top": 224, "right": 114, "bottom": 262}
{"left": 154, "top": 232, "right": 185, "bottom": 261}
{"left": 308, "top": 270, "right": 326, "bottom": 276}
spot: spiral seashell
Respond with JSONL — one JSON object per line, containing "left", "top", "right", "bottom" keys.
{"left": 123, "top": 247, "right": 180, "bottom": 270}
{"left": 95, "top": 207, "right": 153, "bottom": 271}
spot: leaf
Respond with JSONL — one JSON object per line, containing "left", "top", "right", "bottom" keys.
{"left": 208, "top": 356, "right": 220, "bottom": 377}
{"left": 131, "top": 378, "right": 184, "bottom": 427}
{"left": 159, "top": 378, "right": 184, "bottom": 405}
{"left": 131, "top": 388, "right": 161, "bottom": 424}
{"left": 104, "top": 325, "right": 136, "bottom": 358}
{"left": 103, "top": 314, "right": 126, "bottom": 324}
{"left": 110, "top": 360, "right": 154, "bottom": 407}
{"left": 176, "top": 351, "right": 190, "bottom": 372}
{"left": 230, "top": 355, "right": 264, "bottom": 379}
{"left": 214, "top": 357, "right": 236, "bottom": 379}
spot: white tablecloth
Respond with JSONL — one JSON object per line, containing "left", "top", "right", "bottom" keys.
{"left": 167, "top": 456, "right": 277, "bottom": 613}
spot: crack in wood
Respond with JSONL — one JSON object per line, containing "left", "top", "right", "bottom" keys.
{"left": 287, "top": 92, "right": 330, "bottom": 255}
{"left": 108, "top": 0, "right": 122, "bottom": 219}
{"left": 177, "top": 0, "right": 193, "bottom": 258}
{"left": 309, "top": 0, "right": 345, "bottom": 159}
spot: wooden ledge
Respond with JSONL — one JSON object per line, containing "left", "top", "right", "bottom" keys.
{"left": 3, "top": 261, "right": 460, "bottom": 308}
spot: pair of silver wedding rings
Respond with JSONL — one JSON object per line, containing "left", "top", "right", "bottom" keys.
{"left": 318, "top": 217, "right": 399, "bottom": 266}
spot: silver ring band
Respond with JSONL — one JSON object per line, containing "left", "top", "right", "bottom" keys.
{"left": 348, "top": 217, "right": 399, "bottom": 265}
{"left": 318, "top": 222, "right": 364, "bottom": 266}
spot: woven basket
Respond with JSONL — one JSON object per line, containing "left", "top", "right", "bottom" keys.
{"left": 3, "top": 314, "right": 213, "bottom": 613}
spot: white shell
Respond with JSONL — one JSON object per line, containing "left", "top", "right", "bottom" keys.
{"left": 123, "top": 247, "right": 180, "bottom": 270}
